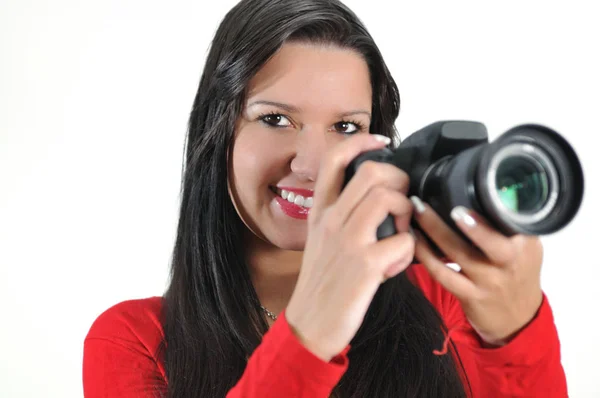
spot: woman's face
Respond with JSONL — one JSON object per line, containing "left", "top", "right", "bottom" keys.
{"left": 229, "top": 42, "right": 373, "bottom": 250}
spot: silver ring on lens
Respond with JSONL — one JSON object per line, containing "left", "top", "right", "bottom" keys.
{"left": 486, "top": 143, "right": 559, "bottom": 225}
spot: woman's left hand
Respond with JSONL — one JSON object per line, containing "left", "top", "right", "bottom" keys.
{"left": 410, "top": 196, "right": 544, "bottom": 347}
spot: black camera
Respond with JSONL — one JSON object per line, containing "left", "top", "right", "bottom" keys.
{"left": 344, "top": 121, "right": 584, "bottom": 241}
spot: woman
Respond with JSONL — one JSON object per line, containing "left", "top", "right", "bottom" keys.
{"left": 83, "top": 0, "right": 568, "bottom": 396}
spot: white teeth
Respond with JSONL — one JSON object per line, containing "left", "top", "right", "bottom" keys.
{"left": 304, "top": 197, "right": 313, "bottom": 208}
{"left": 294, "top": 195, "right": 304, "bottom": 206}
{"left": 287, "top": 192, "right": 295, "bottom": 203}
{"left": 275, "top": 188, "right": 313, "bottom": 209}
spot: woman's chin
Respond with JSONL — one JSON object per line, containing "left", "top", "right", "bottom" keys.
{"left": 267, "top": 230, "right": 307, "bottom": 251}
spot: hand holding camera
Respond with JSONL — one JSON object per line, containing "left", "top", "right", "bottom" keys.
{"left": 285, "top": 133, "right": 415, "bottom": 361}
{"left": 343, "top": 120, "right": 584, "bottom": 345}
{"left": 287, "top": 120, "right": 584, "bottom": 359}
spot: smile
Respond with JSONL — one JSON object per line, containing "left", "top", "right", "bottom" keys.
{"left": 270, "top": 186, "right": 314, "bottom": 220}
{"left": 273, "top": 187, "right": 314, "bottom": 209}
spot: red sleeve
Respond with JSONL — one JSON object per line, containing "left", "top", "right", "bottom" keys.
{"left": 408, "top": 264, "right": 568, "bottom": 397}
{"left": 82, "top": 297, "right": 167, "bottom": 397}
{"left": 226, "top": 309, "right": 350, "bottom": 397}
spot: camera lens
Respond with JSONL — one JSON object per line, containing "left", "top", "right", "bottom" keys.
{"left": 469, "top": 124, "right": 585, "bottom": 236}
{"left": 408, "top": 122, "right": 583, "bottom": 237}
{"left": 483, "top": 141, "right": 562, "bottom": 230}
{"left": 495, "top": 156, "right": 549, "bottom": 214}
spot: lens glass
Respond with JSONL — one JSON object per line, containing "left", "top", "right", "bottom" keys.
{"left": 495, "top": 156, "right": 549, "bottom": 213}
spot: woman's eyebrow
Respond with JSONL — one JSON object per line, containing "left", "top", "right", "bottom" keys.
{"left": 247, "top": 100, "right": 371, "bottom": 118}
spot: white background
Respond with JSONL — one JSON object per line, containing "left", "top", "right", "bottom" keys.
{"left": 1, "top": 0, "right": 598, "bottom": 396}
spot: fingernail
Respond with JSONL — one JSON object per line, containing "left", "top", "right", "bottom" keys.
{"left": 410, "top": 196, "right": 426, "bottom": 214}
{"left": 372, "top": 134, "right": 391, "bottom": 145}
{"left": 450, "top": 206, "right": 476, "bottom": 227}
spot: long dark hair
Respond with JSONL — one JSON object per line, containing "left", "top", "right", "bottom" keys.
{"left": 161, "top": 0, "right": 469, "bottom": 396}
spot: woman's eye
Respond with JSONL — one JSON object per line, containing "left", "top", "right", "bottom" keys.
{"left": 260, "top": 114, "right": 292, "bottom": 128}
{"left": 333, "top": 121, "right": 362, "bottom": 135}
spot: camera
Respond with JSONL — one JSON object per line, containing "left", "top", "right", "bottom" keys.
{"left": 344, "top": 121, "right": 584, "bottom": 242}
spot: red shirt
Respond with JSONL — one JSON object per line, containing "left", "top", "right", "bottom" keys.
{"left": 83, "top": 264, "right": 568, "bottom": 397}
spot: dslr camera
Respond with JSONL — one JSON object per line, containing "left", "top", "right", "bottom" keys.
{"left": 344, "top": 121, "right": 584, "bottom": 242}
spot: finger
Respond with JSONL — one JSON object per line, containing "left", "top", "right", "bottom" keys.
{"left": 394, "top": 210, "right": 412, "bottom": 234}
{"left": 345, "top": 187, "right": 413, "bottom": 242}
{"left": 414, "top": 230, "right": 478, "bottom": 301}
{"left": 310, "top": 134, "right": 391, "bottom": 223}
{"left": 449, "top": 206, "right": 517, "bottom": 266}
{"left": 334, "top": 161, "right": 410, "bottom": 226}
{"left": 410, "top": 196, "right": 482, "bottom": 271}
{"left": 365, "top": 231, "right": 415, "bottom": 280}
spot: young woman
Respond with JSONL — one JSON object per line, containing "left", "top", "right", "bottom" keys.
{"left": 83, "top": 0, "right": 568, "bottom": 396}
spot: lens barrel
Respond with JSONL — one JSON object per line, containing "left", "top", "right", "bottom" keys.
{"left": 418, "top": 124, "right": 583, "bottom": 235}
{"left": 474, "top": 124, "right": 583, "bottom": 235}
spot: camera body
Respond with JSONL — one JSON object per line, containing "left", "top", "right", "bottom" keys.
{"left": 344, "top": 120, "right": 584, "bottom": 242}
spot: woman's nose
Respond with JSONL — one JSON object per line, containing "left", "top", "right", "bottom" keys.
{"left": 289, "top": 128, "right": 330, "bottom": 182}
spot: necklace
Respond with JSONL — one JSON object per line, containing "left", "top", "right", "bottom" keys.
{"left": 260, "top": 305, "right": 278, "bottom": 321}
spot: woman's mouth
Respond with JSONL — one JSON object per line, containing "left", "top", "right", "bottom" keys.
{"left": 270, "top": 186, "right": 313, "bottom": 219}
{"left": 272, "top": 187, "right": 313, "bottom": 208}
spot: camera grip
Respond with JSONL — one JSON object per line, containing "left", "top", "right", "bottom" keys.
{"left": 344, "top": 147, "right": 399, "bottom": 241}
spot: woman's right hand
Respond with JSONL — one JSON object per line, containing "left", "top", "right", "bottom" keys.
{"left": 285, "top": 133, "right": 415, "bottom": 362}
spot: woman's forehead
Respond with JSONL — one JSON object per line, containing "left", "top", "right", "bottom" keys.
{"left": 245, "top": 42, "right": 372, "bottom": 114}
